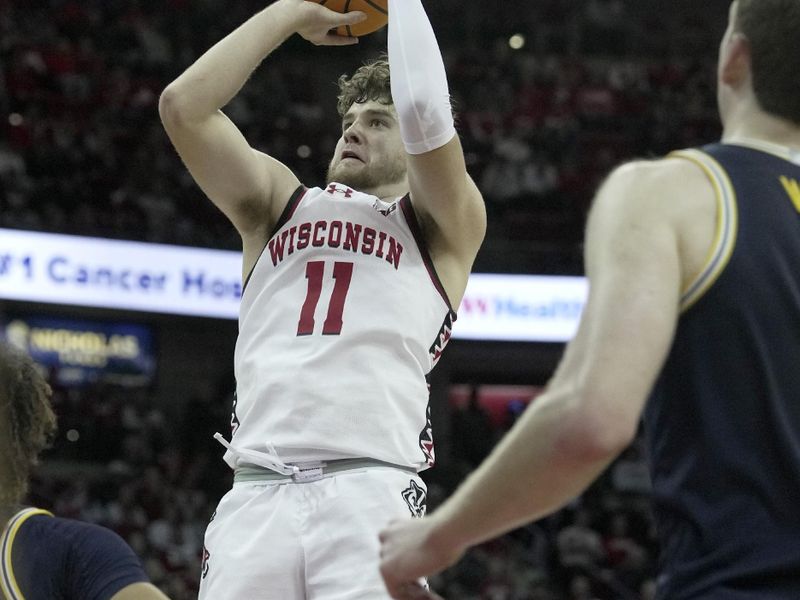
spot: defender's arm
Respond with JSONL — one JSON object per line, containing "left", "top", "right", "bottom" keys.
{"left": 379, "top": 159, "right": 713, "bottom": 596}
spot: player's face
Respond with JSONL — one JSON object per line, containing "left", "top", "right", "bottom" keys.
{"left": 327, "top": 100, "right": 407, "bottom": 191}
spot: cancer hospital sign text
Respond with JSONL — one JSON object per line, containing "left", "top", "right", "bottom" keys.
{"left": 455, "top": 274, "right": 586, "bottom": 342}
{"left": 0, "top": 228, "right": 242, "bottom": 319}
{"left": 0, "top": 228, "right": 587, "bottom": 341}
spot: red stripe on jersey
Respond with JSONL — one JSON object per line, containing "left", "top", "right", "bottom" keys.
{"left": 271, "top": 185, "right": 308, "bottom": 234}
{"left": 398, "top": 195, "right": 453, "bottom": 310}
{"left": 243, "top": 186, "right": 308, "bottom": 293}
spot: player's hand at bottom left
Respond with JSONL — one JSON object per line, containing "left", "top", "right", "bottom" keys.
{"left": 379, "top": 517, "right": 465, "bottom": 599}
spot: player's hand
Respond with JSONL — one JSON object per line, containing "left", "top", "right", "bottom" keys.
{"left": 379, "top": 516, "right": 465, "bottom": 599}
{"left": 285, "top": 0, "right": 366, "bottom": 46}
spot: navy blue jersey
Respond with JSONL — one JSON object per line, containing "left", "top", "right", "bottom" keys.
{"left": 1, "top": 508, "right": 149, "bottom": 600}
{"left": 644, "top": 141, "right": 800, "bottom": 599}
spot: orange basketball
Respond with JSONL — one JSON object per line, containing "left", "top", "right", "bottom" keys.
{"left": 308, "top": 0, "right": 388, "bottom": 37}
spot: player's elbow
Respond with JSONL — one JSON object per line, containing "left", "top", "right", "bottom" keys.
{"left": 158, "top": 83, "right": 195, "bottom": 128}
{"left": 587, "top": 418, "right": 637, "bottom": 460}
{"left": 556, "top": 391, "right": 638, "bottom": 463}
{"left": 558, "top": 419, "right": 634, "bottom": 466}
{"left": 158, "top": 85, "right": 180, "bottom": 126}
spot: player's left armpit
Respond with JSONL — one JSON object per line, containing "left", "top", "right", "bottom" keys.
{"left": 387, "top": 0, "right": 456, "bottom": 155}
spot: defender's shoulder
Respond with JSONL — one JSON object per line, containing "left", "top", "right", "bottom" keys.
{"left": 595, "top": 155, "right": 717, "bottom": 223}
{"left": 608, "top": 155, "right": 714, "bottom": 195}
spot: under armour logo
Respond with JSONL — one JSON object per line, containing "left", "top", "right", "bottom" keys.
{"left": 401, "top": 480, "right": 427, "bottom": 518}
{"left": 327, "top": 184, "right": 354, "bottom": 198}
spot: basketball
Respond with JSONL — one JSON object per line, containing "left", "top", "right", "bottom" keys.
{"left": 308, "top": 0, "right": 388, "bottom": 37}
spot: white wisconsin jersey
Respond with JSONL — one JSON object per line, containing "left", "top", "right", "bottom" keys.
{"left": 229, "top": 183, "right": 455, "bottom": 471}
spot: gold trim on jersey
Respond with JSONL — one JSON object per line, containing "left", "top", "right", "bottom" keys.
{"left": 1, "top": 508, "right": 53, "bottom": 600}
{"left": 782, "top": 176, "right": 800, "bottom": 213}
{"left": 669, "top": 149, "right": 738, "bottom": 312}
{"left": 725, "top": 137, "right": 800, "bottom": 166}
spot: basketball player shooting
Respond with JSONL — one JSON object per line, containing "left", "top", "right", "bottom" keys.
{"left": 159, "top": 0, "right": 486, "bottom": 597}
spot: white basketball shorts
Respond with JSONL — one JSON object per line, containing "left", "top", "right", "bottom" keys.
{"left": 197, "top": 467, "right": 428, "bottom": 599}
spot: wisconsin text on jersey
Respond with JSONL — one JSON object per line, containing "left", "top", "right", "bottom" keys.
{"left": 268, "top": 218, "right": 405, "bottom": 269}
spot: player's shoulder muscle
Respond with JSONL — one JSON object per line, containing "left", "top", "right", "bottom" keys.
{"left": 588, "top": 156, "right": 717, "bottom": 289}
{"left": 594, "top": 157, "right": 713, "bottom": 215}
{"left": 238, "top": 150, "right": 301, "bottom": 236}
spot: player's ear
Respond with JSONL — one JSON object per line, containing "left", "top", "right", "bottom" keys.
{"left": 719, "top": 33, "right": 751, "bottom": 89}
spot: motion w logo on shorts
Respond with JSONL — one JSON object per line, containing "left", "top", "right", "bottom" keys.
{"left": 401, "top": 480, "right": 427, "bottom": 518}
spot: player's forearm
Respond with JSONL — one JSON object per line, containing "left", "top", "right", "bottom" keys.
{"left": 387, "top": 0, "right": 455, "bottom": 155}
{"left": 162, "top": 0, "right": 300, "bottom": 122}
{"left": 428, "top": 387, "right": 622, "bottom": 553}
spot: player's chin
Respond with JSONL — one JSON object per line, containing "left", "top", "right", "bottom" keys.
{"left": 328, "top": 164, "right": 367, "bottom": 187}
{"left": 328, "top": 160, "right": 348, "bottom": 176}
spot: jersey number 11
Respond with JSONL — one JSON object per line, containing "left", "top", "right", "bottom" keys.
{"left": 297, "top": 260, "right": 354, "bottom": 336}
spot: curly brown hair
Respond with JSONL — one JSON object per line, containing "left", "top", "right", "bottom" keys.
{"left": 336, "top": 56, "right": 393, "bottom": 117}
{"left": 0, "top": 343, "right": 56, "bottom": 509}
{"left": 736, "top": 0, "right": 800, "bottom": 125}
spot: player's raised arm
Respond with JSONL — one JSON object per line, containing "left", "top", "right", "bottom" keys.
{"left": 158, "top": 0, "right": 365, "bottom": 251}
{"left": 386, "top": 0, "right": 486, "bottom": 307}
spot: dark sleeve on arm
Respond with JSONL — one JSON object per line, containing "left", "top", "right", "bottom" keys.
{"left": 65, "top": 521, "right": 150, "bottom": 600}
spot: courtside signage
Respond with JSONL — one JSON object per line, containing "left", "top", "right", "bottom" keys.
{"left": 456, "top": 273, "right": 586, "bottom": 342}
{"left": 0, "top": 229, "right": 586, "bottom": 340}
{"left": 1, "top": 314, "right": 155, "bottom": 387}
{"left": 0, "top": 228, "right": 242, "bottom": 319}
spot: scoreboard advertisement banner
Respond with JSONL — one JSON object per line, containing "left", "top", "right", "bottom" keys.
{"left": 1, "top": 315, "right": 155, "bottom": 386}
{"left": 0, "top": 228, "right": 242, "bottom": 319}
{"left": 0, "top": 228, "right": 587, "bottom": 342}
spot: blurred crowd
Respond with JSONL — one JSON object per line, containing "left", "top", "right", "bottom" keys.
{"left": 2, "top": 0, "right": 723, "bottom": 273}
{"left": 29, "top": 377, "right": 232, "bottom": 599}
{"left": 31, "top": 377, "right": 657, "bottom": 599}
{"left": 444, "top": 389, "right": 656, "bottom": 599}
{"left": 5, "top": 0, "right": 731, "bottom": 597}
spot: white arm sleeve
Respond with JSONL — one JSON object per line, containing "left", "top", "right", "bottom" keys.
{"left": 388, "top": 0, "right": 456, "bottom": 155}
